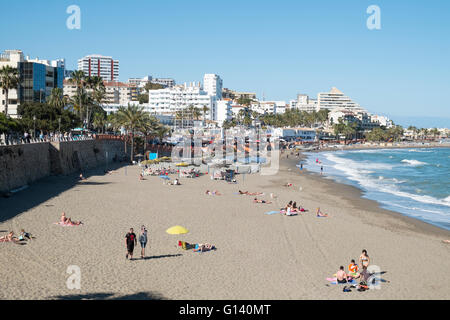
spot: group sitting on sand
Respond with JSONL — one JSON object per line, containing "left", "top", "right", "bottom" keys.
{"left": 333, "top": 250, "right": 376, "bottom": 291}
{"left": 282, "top": 201, "right": 306, "bottom": 216}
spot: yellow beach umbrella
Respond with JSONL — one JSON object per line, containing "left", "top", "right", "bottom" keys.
{"left": 176, "top": 162, "right": 189, "bottom": 167}
{"left": 166, "top": 225, "right": 189, "bottom": 235}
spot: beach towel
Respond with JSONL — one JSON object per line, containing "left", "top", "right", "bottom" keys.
{"left": 194, "top": 243, "right": 215, "bottom": 252}
{"left": 53, "top": 222, "right": 82, "bottom": 227}
{"left": 265, "top": 211, "right": 280, "bottom": 215}
{"left": 326, "top": 277, "right": 357, "bottom": 285}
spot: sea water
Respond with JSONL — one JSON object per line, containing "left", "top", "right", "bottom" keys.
{"left": 302, "top": 148, "right": 450, "bottom": 230}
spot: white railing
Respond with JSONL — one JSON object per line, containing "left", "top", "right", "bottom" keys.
{"left": 0, "top": 135, "right": 94, "bottom": 146}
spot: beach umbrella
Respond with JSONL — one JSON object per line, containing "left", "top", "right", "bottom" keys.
{"left": 166, "top": 225, "right": 189, "bottom": 235}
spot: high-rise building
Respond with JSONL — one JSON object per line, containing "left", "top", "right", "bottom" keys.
{"left": 203, "top": 74, "right": 223, "bottom": 100}
{"left": 0, "top": 50, "right": 64, "bottom": 117}
{"left": 78, "top": 54, "right": 119, "bottom": 81}
{"left": 317, "top": 87, "right": 361, "bottom": 111}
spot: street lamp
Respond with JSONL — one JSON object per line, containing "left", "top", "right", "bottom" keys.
{"left": 33, "top": 115, "right": 36, "bottom": 138}
{"left": 58, "top": 117, "right": 61, "bottom": 133}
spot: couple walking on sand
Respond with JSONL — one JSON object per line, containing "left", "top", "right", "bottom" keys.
{"left": 125, "top": 225, "right": 148, "bottom": 260}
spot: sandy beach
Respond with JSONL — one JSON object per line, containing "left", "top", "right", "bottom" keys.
{"left": 0, "top": 155, "right": 449, "bottom": 300}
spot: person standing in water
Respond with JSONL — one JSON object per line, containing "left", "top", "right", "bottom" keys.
{"left": 125, "top": 228, "right": 137, "bottom": 260}
{"left": 139, "top": 225, "right": 148, "bottom": 259}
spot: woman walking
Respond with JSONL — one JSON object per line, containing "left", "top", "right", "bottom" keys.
{"left": 139, "top": 225, "right": 148, "bottom": 259}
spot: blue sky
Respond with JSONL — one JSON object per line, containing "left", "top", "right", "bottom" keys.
{"left": 1, "top": 0, "right": 449, "bottom": 127}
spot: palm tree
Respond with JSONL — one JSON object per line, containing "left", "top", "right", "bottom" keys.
{"left": 430, "top": 128, "right": 440, "bottom": 140}
{"left": 92, "top": 112, "right": 106, "bottom": 133}
{"left": 116, "top": 104, "right": 146, "bottom": 162}
{"left": 106, "top": 113, "right": 121, "bottom": 134}
{"left": 0, "top": 66, "right": 20, "bottom": 116}
{"left": 154, "top": 125, "right": 171, "bottom": 142}
{"left": 84, "top": 76, "right": 105, "bottom": 129}
{"left": 202, "top": 105, "right": 210, "bottom": 122}
{"left": 69, "top": 70, "right": 86, "bottom": 121}
{"left": 48, "top": 88, "right": 67, "bottom": 110}
{"left": 138, "top": 113, "right": 161, "bottom": 153}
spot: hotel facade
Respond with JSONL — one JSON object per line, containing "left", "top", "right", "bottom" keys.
{"left": 78, "top": 54, "right": 119, "bottom": 82}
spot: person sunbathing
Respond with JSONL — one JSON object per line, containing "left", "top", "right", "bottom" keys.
{"left": 284, "top": 183, "right": 293, "bottom": 187}
{"left": 0, "top": 231, "right": 18, "bottom": 242}
{"left": 316, "top": 207, "right": 328, "bottom": 217}
{"left": 60, "top": 212, "right": 82, "bottom": 225}
{"left": 193, "top": 243, "right": 216, "bottom": 252}
{"left": 253, "top": 198, "right": 272, "bottom": 204}
{"left": 19, "top": 229, "right": 32, "bottom": 241}
{"left": 205, "top": 190, "right": 221, "bottom": 196}
{"left": 239, "top": 190, "right": 263, "bottom": 196}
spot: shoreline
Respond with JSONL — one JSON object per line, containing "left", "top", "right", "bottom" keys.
{"left": 308, "top": 143, "right": 450, "bottom": 153}
{"left": 282, "top": 155, "right": 450, "bottom": 238}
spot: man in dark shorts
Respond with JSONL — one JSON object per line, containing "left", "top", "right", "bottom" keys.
{"left": 336, "top": 266, "right": 348, "bottom": 284}
{"left": 125, "top": 228, "right": 137, "bottom": 260}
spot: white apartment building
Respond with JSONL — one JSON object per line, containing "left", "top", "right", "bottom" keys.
{"left": 272, "top": 127, "right": 317, "bottom": 141}
{"left": 328, "top": 107, "right": 380, "bottom": 130}
{"left": 231, "top": 105, "right": 245, "bottom": 117}
{"left": 63, "top": 80, "right": 134, "bottom": 105}
{"left": 152, "top": 78, "right": 175, "bottom": 88}
{"left": 147, "top": 82, "right": 215, "bottom": 119}
{"left": 203, "top": 74, "right": 223, "bottom": 100}
{"left": 78, "top": 54, "right": 119, "bottom": 81}
{"left": 289, "top": 100, "right": 297, "bottom": 109}
{"left": 102, "top": 101, "right": 140, "bottom": 114}
{"left": 250, "top": 101, "right": 286, "bottom": 114}
{"left": 216, "top": 99, "right": 232, "bottom": 126}
{"left": 317, "top": 87, "right": 362, "bottom": 111}
{"left": 371, "top": 115, "right": 393, "bottom": 128}
{"left": 128, "top": 76, "right": 152, "bottom": 88}
{"left": 296, "top": 94, "right": 318, "bottom": 112}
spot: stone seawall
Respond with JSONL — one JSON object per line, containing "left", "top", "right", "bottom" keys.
{"left": 0, "top": 139, "right": 129, "bottom": 193}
